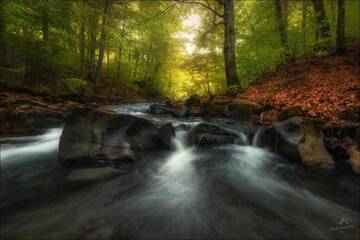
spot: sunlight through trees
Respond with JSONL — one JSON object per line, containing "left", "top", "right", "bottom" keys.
{"left": 0, "top": 0, "right": 359, "bottom": 98}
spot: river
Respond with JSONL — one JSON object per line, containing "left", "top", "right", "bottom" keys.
{"left": 1, "top": 103, "right": 359, "bottom": 239}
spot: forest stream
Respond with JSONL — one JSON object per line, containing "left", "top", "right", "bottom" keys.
{"left": 1, "top": 103, "right": 359, "bottom": 240}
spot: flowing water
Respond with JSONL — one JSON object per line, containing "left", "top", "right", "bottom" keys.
{"left": 1, "top": 104, "right": 359, "bottom": 239}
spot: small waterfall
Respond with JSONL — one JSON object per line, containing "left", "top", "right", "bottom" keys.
{"left": 252, "top": 126, "right": 265, "bottom": 146}
{"left": 1, "top": 128, "right": 63, "bottom": 165}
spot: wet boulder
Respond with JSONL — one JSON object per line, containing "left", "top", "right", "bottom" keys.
{"left": 189, "top": 123, "right": 238, "bottom": 146}
{"left": 148, "top": 103, "right": 173, "bottom": 115}
{"left": 174, "top": 123, "right": 192, "bottom": 131}
{"left": 124, "top": 119, "right": 174, "bottom": 151}
{"left": 347, "top": 146, "right": 360, "bottom": 174}
{"left": 159, "top": 123, "right": 176, "bottom": 143}
{"left": 323, "top": 125, "right": 360, "bottom": 160}
{"left": 298, "top": 120, "right": 335, "bottom": 170}
{"left": 59, "top": 109, "right": 95, "bottom": 165}
{"left": 257, "top": 117, "right": 335, "bottom": 170}
{"left": 59, "top": 109, "right": 175, "bottom": 166}
{"left": 147, "top": 103, "right": 185, "bottom": 116}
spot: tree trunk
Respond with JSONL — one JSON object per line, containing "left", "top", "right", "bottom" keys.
{"left": 0, "top": 0, "right": 6, "bottom": 67}
{"left": 223, "top": 0, "right": 239, "bottom": 88}
{"left": 302, "top": 0, "right": 308, "bottom": 52}
{"left": 311, "top": 0, "right": 331, "bottom": 41}
{"left": 116, "top": 45, "right": 122, "bottom": 82}
{"left": 87, "top": 16, "right": 97, "bottom": 82}
{"left": 274, "top": 0, "right": 289, "bottom": 62}
{"left": 133, "top": 53, "right": 139, "bottom": 80}
{"left": 144, "top": 44, "right": 153, "bottom": 81}
{"left": 336, "top": 0, "right": 346, "bottom": 53}
{"left": 95, "top": 0, "right": 110, "bottom": 87}
{"left": 42, "top": 15, "right": 49, "bottom": 41}
{"left": 106, "top": 48, "right": 110, "bottom": 72}
{"left": 79, "top": 22, "right": 85, "bottom": 76}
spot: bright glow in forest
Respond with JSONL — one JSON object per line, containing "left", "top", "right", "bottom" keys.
{"left": 1, "top": 0, "right": 359, "bottom": 99}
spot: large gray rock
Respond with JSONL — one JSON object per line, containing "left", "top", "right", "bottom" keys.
{"left": 189, "top": 123, "right": 239, "bottom": 146}
{"left": 147, "top": 103, "right": 185, "bottom": 117}
{"left": 124, "top": 119, "right": 174, "bottom": 151}
{"left": 256, "top": 117, "right": 335, "bottom": 170}
{"left": 59, "top": 109, "right": 175, "bottom": 166}
{"left": 59, "top": 110, "right": 95, "bottom": 165}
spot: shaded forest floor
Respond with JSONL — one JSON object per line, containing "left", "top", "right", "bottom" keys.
{"left": 0, "top": 80, "right": 150, "bottom": 105}
{"left": 212, "top": 43, "right": 360, "bottom": 126}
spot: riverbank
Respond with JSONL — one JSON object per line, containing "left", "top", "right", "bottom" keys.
{"left": 1, "top": 103, "right": 359, "bottom": 240}
{"left": 0, "top": 88, "right": 147, "bottom": 136}
{"left": 147, "top": 47, "right": 359, "bottom": 129}
{"left": 208, "top": 43, "right": 360, "bottom": 126}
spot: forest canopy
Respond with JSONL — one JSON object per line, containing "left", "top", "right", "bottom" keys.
{"left": 0, "top": 0, "right": 359, "bottom": 99}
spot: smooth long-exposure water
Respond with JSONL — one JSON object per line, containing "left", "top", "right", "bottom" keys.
{"left": 1, "top": 104, "right": 359, "bottom": 239}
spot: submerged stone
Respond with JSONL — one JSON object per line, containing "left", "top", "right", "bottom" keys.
{"left": 256, "top": 117, "right": 335, "bottom": 170}
{"left": 189, "top": 123, "right": 238, "bottom": 146}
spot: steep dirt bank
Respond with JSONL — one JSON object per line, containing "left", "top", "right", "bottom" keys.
{"left": 213, "top": 44, "right": 360, "bottom": 126}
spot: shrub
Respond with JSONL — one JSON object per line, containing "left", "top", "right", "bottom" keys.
{"left": 58, "top": 78, "right": 87, "bottom": 95}
{"left": 226, "top": 85, "right": 241, "bottom": 96}
{"left": 0, "top": 66, "right": 26, "bottom": 82}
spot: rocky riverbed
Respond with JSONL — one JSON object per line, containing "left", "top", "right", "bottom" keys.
{"left": 1, "top": 101, "right": 359, "bottom": 239}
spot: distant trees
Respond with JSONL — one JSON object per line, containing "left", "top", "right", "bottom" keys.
{"left": 274, "top": 0, "right": 289, "bottom": 62}
{"left": 336, "top": 0, "right": 346, "bottom": 53}
{"left": 87, "top": 14, "right": 98, "bottom": 82}
{"left": 0, "top": 0, "right": 359, "bottom": 98}
{"left": 311, "top": 0, "right": 331, "bottom": 48}
{"left": 95, "top": 0, "right": 111, "bottom": 86}
{"left": 183, "top": 0, "right": 240, "bottom": 89}
{"left": 0, "top": 0, "right": 177, "bottom": 95}
{"left": 0, "top": 0, "right": 6, "bottom": 67}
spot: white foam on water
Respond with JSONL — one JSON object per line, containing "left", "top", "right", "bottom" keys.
{"left": 222, "top": 144, "right": 359, "bottom": 239}
{"left": 1, "top": 128, "right": 63, "bottom": 164}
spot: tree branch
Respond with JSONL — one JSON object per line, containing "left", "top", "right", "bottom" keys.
{"left": 142, "top": 3, "right": 178, "bottom": 23}
{"left": 216, "top": 0, "right": 224, "bottom": 5}
{"left": 180, "top": 0, "right": 224, "bottom": 18}
{"left": 215, "top": 20, "right": 224, "bottom": 26}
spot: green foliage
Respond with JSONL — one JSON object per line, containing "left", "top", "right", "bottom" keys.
{"left": 58, "top": 78, "right": 87, "bottom": 95}
{"left": 226, "top": 85, "right": 241, "bottom": 96}
{"left": 0, "top": 0, "right": 359, "bottom": 98}
{"left": 0, "top": 66, "right": 26, "bottom": 81}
